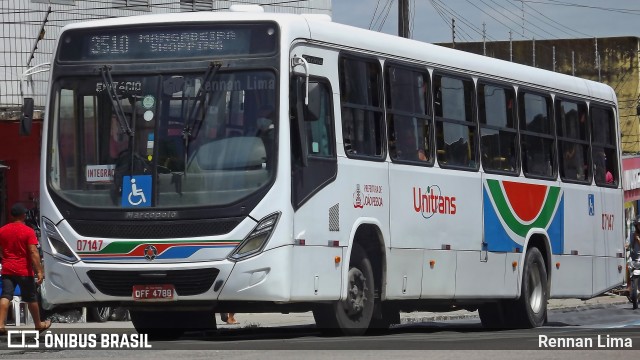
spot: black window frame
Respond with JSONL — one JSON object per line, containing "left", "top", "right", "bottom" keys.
{"left": 384, "top": 61, "right": 434, "bottom": 166}
{"left": 432, "top": 71, "right": 478, "bottom": 171}
{"left": 518, "top": 88, "right": 556, "bottom": 180}
{"left": 477, "top": 80, "right": 519, "bottom": 176}
{"left": 555, "top": 96, "right": 591, "bottom": 184}
{"left": 290, "top": 75, "right": 338, "bottom": 209}
{"left": 338, "top": 53, "right": 386, "bottom": 161}
{"left": 590, "top": 103, "right": 619, "bottom": 188}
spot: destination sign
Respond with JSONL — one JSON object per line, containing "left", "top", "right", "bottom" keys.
{"left": 58, "top": 23, "right": 278, "bottom": 62}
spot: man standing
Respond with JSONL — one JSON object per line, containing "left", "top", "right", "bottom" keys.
{"left": 0, "top": 203, "right": 51, "bottom": 332}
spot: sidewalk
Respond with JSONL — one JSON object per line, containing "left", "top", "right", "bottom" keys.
{"left": 3, "top": 293, "right": 629, "bottom": 331}
{"left": 216, "top": 293, "right": 629, "bottom": 329}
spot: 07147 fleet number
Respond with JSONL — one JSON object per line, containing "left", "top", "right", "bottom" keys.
{"left": 77, "top": 239, "right": 104, "bottom": 252}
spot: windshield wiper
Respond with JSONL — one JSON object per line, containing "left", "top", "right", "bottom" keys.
{"left": 181, "top": 61, "right": 222, "bottom": 171}
{"left": 99, "top": 65, "right": 134, "bottom": 137}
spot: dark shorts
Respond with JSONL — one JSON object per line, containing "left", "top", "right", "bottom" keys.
{"left": 1, "top": 275, "right": 37, "bottom": 302}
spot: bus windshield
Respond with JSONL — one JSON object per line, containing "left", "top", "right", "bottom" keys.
{"left": 49, "top": 70, "right": 277, "bottom": 209}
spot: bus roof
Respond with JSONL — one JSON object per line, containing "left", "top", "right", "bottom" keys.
{"left": 59, "top": 11, "right": 616, "bottom": 105}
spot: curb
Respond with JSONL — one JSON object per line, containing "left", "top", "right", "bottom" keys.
{"left": 399, "top": 297, "right": 630, "bottom": 324}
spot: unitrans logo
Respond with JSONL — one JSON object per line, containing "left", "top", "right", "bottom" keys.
{"left": 413, "top": 186, "right": 457, "bottom": 219}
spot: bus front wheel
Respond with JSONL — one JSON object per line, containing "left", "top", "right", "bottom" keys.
{"left": 313, "top": 243, "right": 375, "bottom": 336}
{"left": 513, "top": 247, "right": 548, "bottom": 328}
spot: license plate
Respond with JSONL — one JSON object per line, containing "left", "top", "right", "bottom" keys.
{"left": 132, "top": 284, "right": 177, "bottom": 301}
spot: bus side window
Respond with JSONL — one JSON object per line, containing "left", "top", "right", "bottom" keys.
{"left": 339, "top": 55, "right": 384, "bottom": 159}
{"left": 305, "top": 81, "right": 333, "bottom": 157}
{"left": 434, "top": 74, "right": 477, "bottom": 169}
{"left": 478, "top": 82, "right": 518, "bottom": 174}
{"left": 519, "top": 91, "right": 555, "bottom": 179}
{"left": 591, "top": 105, "right": 618, "bottom": 186}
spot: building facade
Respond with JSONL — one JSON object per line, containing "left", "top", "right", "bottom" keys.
{"left": 0, "top": 0, "right": 331, "bottom": 224}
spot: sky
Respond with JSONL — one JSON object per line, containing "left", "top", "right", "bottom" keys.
{"left": 331, "top": 0, "right": 640, "bottom": 43}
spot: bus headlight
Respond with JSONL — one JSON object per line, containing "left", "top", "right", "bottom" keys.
{"left": 228, "top": 212, "right": 280, "bottom": 261}
{"left": 42, "top": 218, "right": 79, "bottom": 263}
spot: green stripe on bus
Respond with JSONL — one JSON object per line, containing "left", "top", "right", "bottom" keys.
{"left": 486, "top": 179, "right": 560, "bottom": 237}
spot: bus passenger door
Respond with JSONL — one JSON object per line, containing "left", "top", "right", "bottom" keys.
{"left": 289, "top": 46, "right": 343, "bottom": 301}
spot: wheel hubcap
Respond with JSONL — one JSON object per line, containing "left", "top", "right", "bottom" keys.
{"left": 528, "top": 263, "right": 543, "bottom": 313}
{"left": 342, "top": 267, "right": 368, "bottom": 318}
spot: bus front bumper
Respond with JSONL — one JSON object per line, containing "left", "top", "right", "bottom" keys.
{"left": 41, "top": 245, "right": 293, "bottom": 309}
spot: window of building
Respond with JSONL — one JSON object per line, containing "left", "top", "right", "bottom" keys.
{"left": 519, "top": 91, "right": 555, "bottom": 179}
{"left": 112, "top": 0, "right": 150, "bottom": 11}
{"left": 556, "top": 99, "right": 590, "bottom": 183}
{"left": 339, "top": 55, "right": 384, "bottom": 159}
{"left": 180, "top": 0, "right": 213, "bottom": 11}
{"left": 433, "top": 73, "right": 477, "bottom": 169}
{"left": 478, "top": 82, "right": 518, "bottom": 174}
{"left": 32, "top": 0, "right": 75, "bottom": 5}
{"left": 385, "top": 64, "right": 432, "bottom": 164}
{"left": 591, "top": 105, "right": 618, "bottom": 187}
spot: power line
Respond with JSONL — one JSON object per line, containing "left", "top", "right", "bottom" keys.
{"left": 515, "top": 0, "right": 640, "bottom": 16}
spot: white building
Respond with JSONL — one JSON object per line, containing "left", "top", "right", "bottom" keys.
{"left": 0, "top": 0, "right": 332, "bottom": 109}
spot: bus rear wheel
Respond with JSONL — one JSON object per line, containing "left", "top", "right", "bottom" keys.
{"left": 313, "top": 243, "right": 375, "bottom": 336}
{"left": 512, "top": 247, "right": 548, "bottom": 328}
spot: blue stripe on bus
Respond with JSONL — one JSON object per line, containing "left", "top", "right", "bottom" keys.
{"left": 483, "top": 187, "right": 521, "bottom": 252}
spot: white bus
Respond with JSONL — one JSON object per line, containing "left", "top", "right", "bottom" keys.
{"left": 28, "top": 7, "right": 624, "bottom": 337}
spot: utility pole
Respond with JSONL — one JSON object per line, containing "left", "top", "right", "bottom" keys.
{"left": 482, "top": 23, "right": 486, "bottom": 56}
{"left": 509, "top": 30, "right": 513, "bottom": 62}
{"left": 552, "top": 46, "right": 556, "bottom": 72}
{"left": 398, "top": 0, "right": 410, "bottom": 38}
{"left": 452, "top": 18, "right": 456, "bottom": 48}
{"left": 532, "top": 38, "right": 536, "bottom": 67}
{"left": 572, "top": 50, "right": 575, "bottom": 76}
{"left": 594, "top": 37, "right": 601, "bottom": 81}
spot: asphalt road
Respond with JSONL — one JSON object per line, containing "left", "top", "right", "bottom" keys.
{"left": 1, "top": 303, "right": 639, "bottom": 359}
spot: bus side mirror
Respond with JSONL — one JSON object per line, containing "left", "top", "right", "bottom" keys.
{"left": 20, "top": 98, "right": 34, "bottom": 136}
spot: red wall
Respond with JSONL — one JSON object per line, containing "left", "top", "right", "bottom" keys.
{"left": 0, "top": 121, "right": 42, "bottom": 224}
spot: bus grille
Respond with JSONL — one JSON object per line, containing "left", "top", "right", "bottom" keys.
{"left": 87, "top": 268, "right": 219, "bottom": 297}
{"left": 68, "top": 218, "right": 242, "bottom": 239}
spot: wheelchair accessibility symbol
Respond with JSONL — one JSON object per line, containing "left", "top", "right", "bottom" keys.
{"left": 122, "top": 175, "right": 152, "bottom": 208}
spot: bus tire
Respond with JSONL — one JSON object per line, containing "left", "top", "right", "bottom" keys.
{"left": 632, "top": 277, "right": 638, "bottom": 310}
{"left": 478, "top": 302, "right": 506, "bottom": 329}
{"left": 367, "top": 304, "right": 400, "bottom": 334}
{"left": 515, "top": 247, "right": 548, "bottom": 328}
{"left": 88, "top": 306, "right": 112, "bottom": 323}
{"left": 313, "top": 243, "right": 375, "bottom": 336}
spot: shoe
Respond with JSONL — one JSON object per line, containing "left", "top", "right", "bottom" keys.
{"left": 36, "top": 320, "right": 52, "bottom": 333}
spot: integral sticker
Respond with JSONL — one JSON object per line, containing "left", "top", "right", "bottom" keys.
{"left": 86, "top": 165, "right": 116, "bottom": 183}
